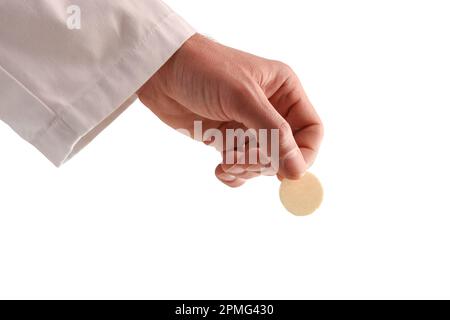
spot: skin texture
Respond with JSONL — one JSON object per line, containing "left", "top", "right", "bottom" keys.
{"left": 138, "top": 34, "right": 323, "bottom": 188}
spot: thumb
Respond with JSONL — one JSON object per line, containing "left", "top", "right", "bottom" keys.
{"left": 233, "top": 85, "right": 307, "bottom": 180}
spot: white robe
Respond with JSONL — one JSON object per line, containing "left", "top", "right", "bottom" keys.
{"left": 0, "top": 0, "right": 195, "bottom": 166}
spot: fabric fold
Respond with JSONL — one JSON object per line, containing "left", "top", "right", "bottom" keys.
{"left": 0, "top": 0, "right": 196, "bottom": 166}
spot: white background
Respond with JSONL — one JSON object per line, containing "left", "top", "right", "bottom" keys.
{"left": 1, "top": 0, "right": 450, "bottom": 299}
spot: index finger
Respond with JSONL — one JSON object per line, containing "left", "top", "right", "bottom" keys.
{"left": 269, "top": 72, "right": 324, "bottom": 168}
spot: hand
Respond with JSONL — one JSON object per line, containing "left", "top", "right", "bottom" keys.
{"left": 138, "top": 34, "right": 323, "bottom": 187}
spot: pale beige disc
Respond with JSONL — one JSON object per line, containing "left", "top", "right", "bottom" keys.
{"left": 279, "top": 172, "right": 323, "bottom": 216}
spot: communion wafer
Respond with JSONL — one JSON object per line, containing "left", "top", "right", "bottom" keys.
{"left": 279, "top": 172, "right": 323, "bottom": 216}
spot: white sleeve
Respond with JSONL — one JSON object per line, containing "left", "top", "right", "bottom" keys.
{"left": 0, "top": 0, "right": 195, "bottom": 166}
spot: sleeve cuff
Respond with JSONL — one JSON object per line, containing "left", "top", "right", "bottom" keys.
{"left": 1, "top": 12, "right": 195, "bottom": 167}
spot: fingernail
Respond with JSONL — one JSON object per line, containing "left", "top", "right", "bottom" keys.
{"left": 247, "top": 165, "right": 261, "bottom": 172}
{"left": 219, "top": 173, "right": 236, "bottom": 182}
{"left": 261, "top": 167, "right": 276, "bottom": 176}
{"left": 227, "top": 166, "right": 245, "bottom": 175}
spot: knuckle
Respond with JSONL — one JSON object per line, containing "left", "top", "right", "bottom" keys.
{"left": 278, "top": 120, "right": 292, "bottom": 136}
{"left": 227, "top": 76, "right": 252, "bottom": 95}
{"left": 277, "top": 121, "right": 294, "bottom": 147}
{"left": 317, "top": 121, "right": 325, "bottom": 140}
{"left": 273, "top": 60, "right": 294, "bottom": 75}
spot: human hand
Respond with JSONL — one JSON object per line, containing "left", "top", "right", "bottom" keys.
{"left": 138, "top": 34, "right": 323, "bottom": 187}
